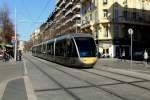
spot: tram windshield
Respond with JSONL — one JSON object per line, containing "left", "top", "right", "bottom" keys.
{"left": 75, "top": 37, "right": 96, "bottom": 57}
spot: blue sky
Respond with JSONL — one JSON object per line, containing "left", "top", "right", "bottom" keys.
{"left": 0, "top": 0, "right": 56, "bottom": 41}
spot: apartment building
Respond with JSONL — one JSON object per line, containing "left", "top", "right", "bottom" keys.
{"left": 81, "top": 0, "right": 150, "bottom": 58}
{"left": 42, "top": 0, "right": 81, "bottom": 40}
{"left": 31, "top": 28, "right": 40, "bottom": 45}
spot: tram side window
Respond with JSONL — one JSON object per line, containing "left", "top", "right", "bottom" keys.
{"left": 55, "top": 41, "right": 62, "bottom": 56}
{"left": 42, "top": 44, "right": 46, "bottom": 54}
{"left": 47, "top": 43, "right": 50, "bottom": 55}
{"left": 55, "top": 40, "right": 66, "bottom": 57}
{"left": 66, "top": 39, "right": 78, "bottom": 57}
{"left": 47, "top": 42, "right": 54, "bottom": 55}
{"left": 38, "top": 45, "right": 42, "bottom": 54}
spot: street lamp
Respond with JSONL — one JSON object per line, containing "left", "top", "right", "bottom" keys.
{"left": 128, "top": 28, "right": 133, "bottom": 70}
{"left": 14, "top": 8, "right": 17, "bottom": 61}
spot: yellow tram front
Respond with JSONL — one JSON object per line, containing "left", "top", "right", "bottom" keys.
{"left": 74, "top": 36, "right": 97, "bottom": 67}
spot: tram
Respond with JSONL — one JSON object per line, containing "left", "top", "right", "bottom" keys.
{"left": 32, "top": 33, "right": 97, "bottom": 68}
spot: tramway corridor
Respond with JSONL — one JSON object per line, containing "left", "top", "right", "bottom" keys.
{"left": 24, "top": 54, "right": 150, "bottom": 100}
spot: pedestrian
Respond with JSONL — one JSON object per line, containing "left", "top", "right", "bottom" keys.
{"left": 3, "top": 50, "right": 7, "bottom": 62}
{"left": 144, "top": 50, "right": 148, "bottom": 66}
{"left": 121, "top": 50, "right": 126, "bottom": 62}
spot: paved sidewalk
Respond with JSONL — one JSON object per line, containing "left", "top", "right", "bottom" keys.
{"left": 0, "top": 60, "right": 27, "bottom": 100}
{"left": 2, "top": 78, "right": 27, "bottom": 100}
{"left": 0, "top": 60, "right": 23, "bottom": 83}
{"left": 96, "top": 58, "right": 150, "bottom": 74}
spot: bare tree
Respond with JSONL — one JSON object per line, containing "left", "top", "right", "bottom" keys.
{"left": 0, "top": 4, "right": 15, "bottom": 44}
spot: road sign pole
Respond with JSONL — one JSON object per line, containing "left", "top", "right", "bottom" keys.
{"left": 14, "top": 8, "right": 17, "bottom": 61}
{"left": 128, "top": 28, "right": 133, "bottom": 70}
{"left": 131, "top": 33, "right": 133, "bottom": 70}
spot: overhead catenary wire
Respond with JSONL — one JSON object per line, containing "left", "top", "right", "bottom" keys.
{"left": 18, "top": 0, "right": 55, "bottom": 41}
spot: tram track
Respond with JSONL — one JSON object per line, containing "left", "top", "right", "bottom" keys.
{"left": 92, "top": 67, "right": 150, "bottom": 90}
{"left": 94, "top": 67, "right": 150, "bottom": 81}
{"left": 25, "top": 56, "right": 81, "bottom": 100}
{"left": 26, "top": 55, "right": 150, "bottom": 100}
{"left": 81, "top": 69, "right": 150, "bottom": 91}
{"left": 27, "top": 56, "right": 131, "bottom": 100}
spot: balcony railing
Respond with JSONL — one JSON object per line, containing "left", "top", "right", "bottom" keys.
{"left": 73, "top": 20, "right": 81, "bottom": 27}
{"left": 116, "top": 16, "right": 150, "bottom": 25}
{"left": 65, "top": 9, "right": 73, "bottom": 17}
{"left": 65, "top": 1, "right": 73, "bottom": 9}
{"left": 64, "top": 17, "right": 72, "bottom": 25}
{"left": 72, "top": 14, "right": 81, "bottom": 20}
{"left": 59, "top": 0, "right": 65, "bottom": 8}
{"left": 72, "top": 3, "right": 80, "bottom": 12}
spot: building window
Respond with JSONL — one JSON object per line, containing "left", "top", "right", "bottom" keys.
{"left": 123, "top": 10, "right": 128, "bottom": 20}
{"left": 114, "top": 25, "right": 119, "bottom": 38}
{"left": 103, "top": 9, "right": 108, "bottom": 18}
{"left": 132, "top": 12, "right": 137, "bottom": 20}
{"left": 103, "top": 0, "right": 108, "bottom": 4}
{"left": 104, "top": 26, "right": 109, "bottom": 37}
{"left": 114, "top": 8, "right": 118, "bottom": 20}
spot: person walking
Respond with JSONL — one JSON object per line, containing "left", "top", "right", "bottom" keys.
{"left": 144, "top": 50, "right": 148, "bottom": 66}
{"left": 121, "top": 49, "right": 126, "bottom": 62}
{"left": 3, "top": 50, "right": 8, "bottom": 62}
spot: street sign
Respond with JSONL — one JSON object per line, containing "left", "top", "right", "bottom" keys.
{"left": 11, "top": 35, "right": 16, "bottom": 40}
{"left": 128, "top": 28, "right": 133, "bottom": 35}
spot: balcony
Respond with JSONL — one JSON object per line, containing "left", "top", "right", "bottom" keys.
{"left": 56, "top": 0, "right": 61, "bottom": 7}
{"left": 71, "top": 14, "right": 81, "bottom": 20}
{"left": 100, "top": 18, "right": 110, "bottom": 24}
{"left": 116, "top": 16, "right": 150, "bottom": 26}
{"left": 62, "top": 8, "right": 66, "bottom": 13}
{"left": 65, "top": 9, "right": 73, "bottom": 17}
{"left": 73, "top": 20, "right": 81, "bottom": 28}
{"left": 72, "top": 3, "right": 80, "bottom": 12}
{"left": 81, "top": 15, "right": 93, "bottom": 28}
{"left": 64, "top": 17, "right": 72, "bottom": 25}
{"left": 81, "top": 20, "right": 91, "bottom": 29}
{"left": 56, "top": 7, "right": 60, "bottom": 11}
{"left": 65, "top": 1, "right": 73, "bottom": 9}
{"left": 59, "top": 0, "right": 65, "bottom": 8}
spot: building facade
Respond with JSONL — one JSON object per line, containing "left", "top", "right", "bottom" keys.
{"left": 41, "top": 0, "right": 81, "bottom": 40}
{"left": 81, "top": 0, "right": 150, "bottom": 58}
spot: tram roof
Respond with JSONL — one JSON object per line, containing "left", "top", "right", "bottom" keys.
{"left": 32, "top": 33, "right": 93, "bottom": 47}
{"left": 56, "top": 33, "right": 93, "bottom": 40}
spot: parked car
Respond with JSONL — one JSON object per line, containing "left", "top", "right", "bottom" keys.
{"left": 132, "top": 49, "right": 150, "bottom": 61}
{"left": 133, "top": 50, "right": 144, "bottom": 61}
{"left": 101, "top": 53, "right": 110, "bottom": 58}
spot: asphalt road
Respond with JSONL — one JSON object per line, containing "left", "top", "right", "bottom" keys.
{"left": 24, "top": 54, "right": 150, "bottom": 100}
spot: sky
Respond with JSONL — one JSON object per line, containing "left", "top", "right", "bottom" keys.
{"left": 0, "top": 0, "right": 56, "bottom": 41}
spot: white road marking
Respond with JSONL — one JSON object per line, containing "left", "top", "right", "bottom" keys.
{"left": 23, "top": 59, "right": 28, "bottom": 76}
{"left": 23, "top": 57, "right": 37, "bottom": 100}
{"left": 24, "top": 76, "right": 37, "bottom": 100}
